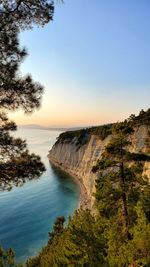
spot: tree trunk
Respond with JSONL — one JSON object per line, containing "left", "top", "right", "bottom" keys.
{"left": 120, "top": 161, "right": 131, "bottom": 239}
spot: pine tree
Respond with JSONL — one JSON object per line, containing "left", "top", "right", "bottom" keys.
{"left": 0, "top": 1, "right": 55, "bottom": 190}
{"left": 95, "top": 123, "right": 149, "bottom": 234}
{"left": 26, "top": 210, "right": 107, "bottom": 267}
{"left": 63, "top": 210, "right": 106, "bottom": 267}
{"left": 94, "top": 121, "right": 150, "bottom": 266}
{"left": 0, "top": 245, "right": 23, "bottom": 267}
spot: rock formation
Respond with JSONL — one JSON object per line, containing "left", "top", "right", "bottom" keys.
{"left": 48, "top": 125, "right": 150, "bottom": 209}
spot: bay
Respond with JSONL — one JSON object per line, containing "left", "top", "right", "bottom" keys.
{"left": 0, "top": 128, "right": 79, "bottom": 263}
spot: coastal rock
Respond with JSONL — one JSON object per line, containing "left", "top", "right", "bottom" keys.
{"left": 48, "top": 125, "right": 150, "bottom": 209}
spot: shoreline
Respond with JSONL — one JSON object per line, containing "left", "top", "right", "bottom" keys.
{"left": 48, "top": 157, "right": 91, "bottom": 209}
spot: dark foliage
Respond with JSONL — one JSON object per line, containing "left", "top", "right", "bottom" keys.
{"left": 0, "top": 1, "right": 55, "bottom": 190}
{"left": 49, "top": 216, "right": 65, "bottom": 240}
{"left": 0, "top": 0, "right": 54, "bottom": 29}
{"left": 0, "top": 1, "right": 53, "bottom": 112}
{"left": 128, "top": 108, "right": 150, "bottom": 126}
{"left": 88, "top": 123, "right": 112, "bottom": 140}
{"left": 0, "top": 245, "right": 23, "bottom": 267}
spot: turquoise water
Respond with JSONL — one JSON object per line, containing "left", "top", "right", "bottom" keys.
{"left": 0, "top": 128, "right": 79, "bottom": 263}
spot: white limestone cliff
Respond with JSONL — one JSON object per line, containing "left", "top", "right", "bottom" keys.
{"left": 48, "top": 125, "right": 150, "bottom": 209}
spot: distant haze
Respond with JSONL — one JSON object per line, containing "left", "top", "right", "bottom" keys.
{"left": 18, "top": 124, "right": 85, "bottom": 131}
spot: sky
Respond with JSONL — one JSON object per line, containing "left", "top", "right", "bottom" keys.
{"left": 9, "top": 0, "right": 150, "bottom": 127}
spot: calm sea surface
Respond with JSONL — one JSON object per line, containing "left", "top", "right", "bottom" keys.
{"left": 0, "top": 128, "right": 79, "bottom": 263}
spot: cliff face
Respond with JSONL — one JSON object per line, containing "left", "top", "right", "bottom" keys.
{"left": 48, "top": 125, "right": 150, "bottom": 209}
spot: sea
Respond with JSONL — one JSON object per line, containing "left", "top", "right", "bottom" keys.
{"left": 0, "top": 128, "right": 80, "bottom": 263}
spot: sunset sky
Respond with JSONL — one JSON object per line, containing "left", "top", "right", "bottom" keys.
{"left": 9, "top": 0, "right": 150, "bottom": 127}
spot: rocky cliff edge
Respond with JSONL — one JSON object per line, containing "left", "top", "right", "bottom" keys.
{"left": 48, "top": 125, "right": 150, "bottom": 210}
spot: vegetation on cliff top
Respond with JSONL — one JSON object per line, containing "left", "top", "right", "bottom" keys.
{"left": 127, "top": 108, "right": 150, "bottom": 126}
{"left": 21, "top": 112, "right": 150, "bottom": 267}
{"left": 57, "top": 109, "right": 150, "bottom": 148}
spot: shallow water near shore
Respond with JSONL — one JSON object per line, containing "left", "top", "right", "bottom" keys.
{"left": 0, "top": 128, "right": 80, "bottom": 263}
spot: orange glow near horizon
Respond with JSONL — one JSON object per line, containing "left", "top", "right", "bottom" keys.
{"left": 7, "top": 84, "right": 149, "bottom": 128}
{"left": 7, "top": 87, "right": 144, "bottom": 128}
{"left": 8, "top": 109, "right": 114, "bottom": 127}
{"left": 8, "top": 103, "right": 128, "bottom": 128}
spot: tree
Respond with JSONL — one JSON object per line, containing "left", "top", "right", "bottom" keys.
{"left": 63, "top": 209, "right": 106, "bottom": 267}
{"left": 49, "top": 216, "right": 65, "bottom": 240}
{"left": 127, "top": 108, "right": 150, "bottom": 126}
{"left": 0, "top": 1, "right": 55, "bottom": 190}
{"left": 94, "top": 122, "right": 150, "bottom": 266}
{"left": 26, "top": 210, "right": 107, "bottom": 267}
{"left": 129, "top": 203, "right": 150, "bottom": 265}
{"left": 0, "top": 245, "right": 23, "bottom": 267}
{"left": 0, "top": 0, "right": 55, "bottom": 112}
